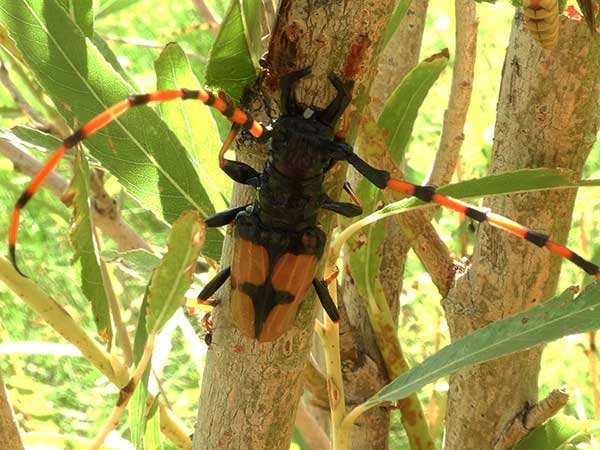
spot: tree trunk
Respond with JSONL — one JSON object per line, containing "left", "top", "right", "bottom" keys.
{"left": 342, "top": 2, "right": 430, "bottom": 450}
{"left": 442, "top": 12, "right": 600, "bottom": 450}
{"left": 192, "top": 2, "right": 395, "bottom": 449}
{"left": 0, "top": 372, "right": 24, "bottom": 450}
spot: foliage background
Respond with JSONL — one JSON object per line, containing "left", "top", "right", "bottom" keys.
{"left": 0, "top": 0, "right": 598, "bottom": 449}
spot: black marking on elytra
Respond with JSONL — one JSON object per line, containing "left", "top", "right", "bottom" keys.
{"left": 524, "top": 230, "right": 549, "bottom": 248}
{"left": 465, "top": 206, "right": 488, "bottom": 223}
{"left": 63, "top": 128, "right": 86, "bottom": 149}
{"left": 127, "top": 93, "right": 150, "bottom": 106}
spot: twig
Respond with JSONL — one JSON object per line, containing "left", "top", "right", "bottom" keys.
{"left": 191, "top": 0, "right": 221, "bottom": 24}
{"left": 0, "top": 140, "right": 152, "bottom": 253}
{"left": 0, "top": 256, "right": 128, "bottom": 384}
{"left": 0, "top": 57, "right": 50, "bottom": 130}
{"left": 0, "top": 371, "right": 24, "bottom": 450}
{"left": 295, "top": 399, "right": 331, "bottom": 450}
{"left": 88, "top": 334, "right": 156, "bottom": 450}
{"left": 94, "top": 226, "right": 134, "bottom": 367}
{"left": 493, "top": 388, "right": 570, "bottom": 450}
{"left": 584, "top": 331, "right": 600, "bottom": 419}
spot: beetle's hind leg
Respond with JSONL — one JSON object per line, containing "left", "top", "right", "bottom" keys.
{"left": 218, "top": 124, "right": 261, "bottom": 187}
{"left": 312, "top": 279, "right": 340, "bottom": 322}
{"left": 198, "top": 266, "right": 231, "bottom": 305}
{"left": 204, "top": 204, "right": 249, "bottom": 228}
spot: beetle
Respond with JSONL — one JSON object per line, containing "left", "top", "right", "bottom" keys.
{"left": 9, "top": 68, "right": 600, "bottom": 342}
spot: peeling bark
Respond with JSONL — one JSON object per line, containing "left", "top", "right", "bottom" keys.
{"left": 342, "top": 2, "right": 431, "bottom": 449}
{"left": 442, "top": 13, "right": 600, "bottom": 450}
{"left": 193, "top": 2, "right": 395, "bottom": 449}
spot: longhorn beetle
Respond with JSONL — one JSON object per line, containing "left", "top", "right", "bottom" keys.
{"left": 9, "top": 68, "right": 600, "bottom": 342}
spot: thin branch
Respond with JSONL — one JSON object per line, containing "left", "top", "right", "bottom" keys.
{"left": 493, "top": 388, "right": 570, "bottom": 450}
{"left": 191, "top": 0, "right": 221, "bottom": 24}
{"left": 295, "top": 399, "right": 331, "bottom": 450}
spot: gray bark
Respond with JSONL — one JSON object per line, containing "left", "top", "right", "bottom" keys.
{"left": 442, "top": 13, "right": 600, "bottom": 450}
{"left": 343, "top": 2, "right": 430, "bottom": 450}
{"left": 193, "top": 2, "right": 396, "bottom": 449}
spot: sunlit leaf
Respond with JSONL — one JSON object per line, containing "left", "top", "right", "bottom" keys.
{"left": 367, "top": 283, "right": 600, "bottom": 404}
{"left": 68, "top": 148, "right": 112, "bottom": 340}
{"left": 146, "top": 211, "right": 205, "bottom": 334}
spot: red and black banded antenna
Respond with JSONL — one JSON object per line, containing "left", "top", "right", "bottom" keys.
{"left": 8, "top": 85, "right": 600, "bottom": 282}
{"left": 8, "top": 88, "right": 263, "bottom": 276}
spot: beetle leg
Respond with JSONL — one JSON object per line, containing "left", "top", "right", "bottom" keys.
{"left": 204, "top": 204, "right": 249, "bottom": 228}
{"left": 312, "top": 279, "right": 340, "bottom": 322}
{"left": 321, "top": 195, "right": 362, "bottom": 217}
{"left": 280, "top": 67, "right": 312, "bottom": 115}
{"left": 219, "top": 124, "right": 261, "bottom": 187}
{"left": 198, "top": 266, "right": 231, "bottom": 304}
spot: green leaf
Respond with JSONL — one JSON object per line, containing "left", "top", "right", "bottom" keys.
{"left": 378, "top": 49, "right": 449, "bottom": 165}
{"left": 144, "top": 401, "right": 164, "bottom": 450}
{"left": 7, "top": 126, "right": 62, "bottom": 153}
{"left": 347, "top": 181, "right": 387, "bottom": 304}
{"left": 206, "top": 0, "right": 258, "bottom": 100}
{"left": 374, "top": 168, "right": 574, "bottom": 221}
{"left": 69, "top": 148, "right": 112, "bottom": 340}
{"left": 0, "top": 0, "right": 224, "bottom": 259}
{"left": 155, "top": 43, "right": 230, "bottom": 212}
{"left": 240, "top": 0, "right": 263, "bottom": 69}
{"left": 57, "top": 0, "right": 93, "bottom": 38}
{"left": 146, "top": 211, "right": 205, "bottom": 334}
{"left": 367, "top": 283, "right": 600, "bottom": 405}
{"left": 515, "top": 415, "right": 600, "bottom": 450}
{"left": 95, "top": 0, "right": 142, "bottom": 20}
{"left": 382, "top": 0, "right": 412, "bottom": 48}
{"left": 129, "top": 285, "right": 151, "bottom": 449}
{"left": 102, "top": 248, "right": 161, "bottom": 277}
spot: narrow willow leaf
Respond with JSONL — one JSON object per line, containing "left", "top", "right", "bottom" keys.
{"left": 382, "top": 0, "right": 413, "bottom": 47}
{"left": 0, "top": 0, "right": 223, "bottom": 259}
{"left": 95, "top": 0, "right": 142, "bottom": 19}
{"left": 240, "top": 0, "right": 263, "bottom": 69}
{"left": 144, "top": 402, "right": 164, "bottom": 450}
{"left": 155, "top": 43, "right": 230, "bottom": 212}
{"left": 129, "top": 286, "right": 151, "bottom": 449}
{"left": 347, "top": 181, "right": 386, "bottom": 303}
{"left": 8, "top": 126, "right": 62, "bottom": 153}
{"left": 146, "top": 211, "right": 205, "bottom": 334}
{"left": 57, "top": 0, "right": 93, "bottom": 38}
{"left": 367, "top": 283, "right": 600, "bottom": 405}
{"left": 515, "top": 415, "right": 600, "bottom": 450}
{"left": 69, "top": 149, "right": 112, "bottom": 340}
{"left": 378, "top": 49, "right": 449, "bottom": 164}
{"left": 372, "top": 168, "right": 574, "bottom": 221}
{"left": 206, "top": 0, "right": 258, "bottom": 100}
